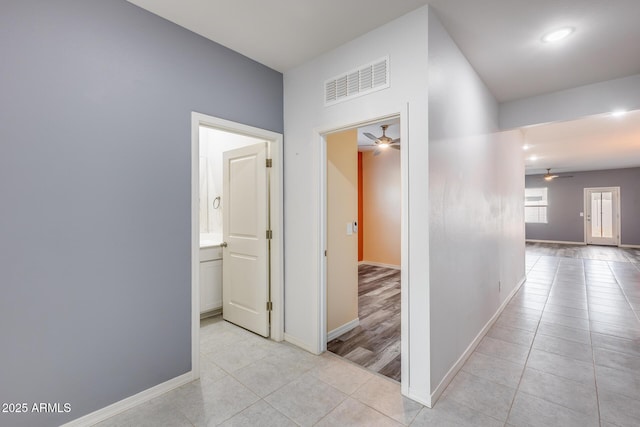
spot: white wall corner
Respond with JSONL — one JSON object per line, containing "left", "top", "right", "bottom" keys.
{"left": 283, "top": 3, "right": 430, "bottom": 404}
{"left": 407, "top": 387, "right": 433, "bottom": 409}
{"left": 284, "top": 333, "right": 322, "bottom": 355}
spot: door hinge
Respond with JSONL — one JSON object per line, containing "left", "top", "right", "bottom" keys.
{"left": 266, "top": 229, "right": 273, "bottom": 239}
{"left": 266, "top": 158, "right": 272, "bottom": 168}
{"left": 266, "top": 301, "right": 273, "bottom": 311}
{"left": 324, "top": 250, "right": 327, "bottom": 257}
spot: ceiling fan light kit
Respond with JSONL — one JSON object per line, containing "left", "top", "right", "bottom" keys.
{"left": 543, "top": 168, "right": 573, "bottom": 181}
{"left": 363, "top": 124, "right": 401, "bottom": 155}
{"left": 544, "top": 168, "right": 559, "bottom": 180}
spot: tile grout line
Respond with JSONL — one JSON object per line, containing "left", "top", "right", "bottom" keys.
{"left": 584, "top": 258, "right": 604, "bottom": 427}
{"left": 502, "top": 256, "right": 561, "bottom": 426}
{"left": 507, "top": 257, "right": 606, "bottom": 421}
{"left": 607, "top": 259, "right": 640, "bottom": 324}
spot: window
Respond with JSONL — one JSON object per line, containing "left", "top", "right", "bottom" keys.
{"left": 525, "top": 188, "right": 548, "bottom": 223}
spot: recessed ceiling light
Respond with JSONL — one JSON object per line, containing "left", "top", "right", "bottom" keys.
{"left": 529, "top": 155, "right": 538, "bottom": 161}
{"left": 610, "top": 110, "right": 627, "bottom": 118}
{"left": 541, "top": 27, "right": 574, "bottom": 43}
{"left": 523, "top": 144, "right": 531, "bottom": 151}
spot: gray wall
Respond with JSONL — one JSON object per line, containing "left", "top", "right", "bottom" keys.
{"left": 428, "top": 12, "right": 526, "bottom": 393}
{"left": 525, "top": 168, "right": 640, "bottom": 246}
{"left": 0, "top": 1, "right": 282, "bottom": 426}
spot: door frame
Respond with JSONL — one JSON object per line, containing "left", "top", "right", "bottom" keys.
{"left": 317, "top": 110, "right": 409, "bottom": 390}
{"left": 583, "top": 186, "right": 621, "bottom": 246}
{"left": 191, "top": 112, "right": 284, "bottom": 379}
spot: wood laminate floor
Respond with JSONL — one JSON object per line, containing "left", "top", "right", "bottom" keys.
{"left": 327, "top": 264, "right": 401, "bottom": 382}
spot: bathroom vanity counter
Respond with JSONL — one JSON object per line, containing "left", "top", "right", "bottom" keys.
{"left": 200, "top": 233, "right": 223, "bottom": 249}
{"left": 199, "top": 233, "right": 223, "bottom": 316}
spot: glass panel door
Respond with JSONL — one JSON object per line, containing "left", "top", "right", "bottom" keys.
{"left": 586, "top": 188, "right": 619, "bottom": 246}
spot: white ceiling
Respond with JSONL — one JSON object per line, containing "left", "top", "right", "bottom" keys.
{"left": 428, "top": 0, "right": 640, "bottom": 102}
{"left": 128, "top": 0, "right": 640, "bottom": 103}
{"left": 127, "top": 0, "right": 640, "bottom": 173}
{"left": 126, "top": 0, "right": 430, "bottom": 72}
{"left": 523, "top": 109, "right": 640, "bottom": 175}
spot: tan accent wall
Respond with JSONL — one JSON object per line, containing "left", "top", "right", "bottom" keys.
{"left": 362, "top": 149, "right": 401, "bottom": 266}
{"left": 326, "top": 129, "right": 359, "bottom": 333}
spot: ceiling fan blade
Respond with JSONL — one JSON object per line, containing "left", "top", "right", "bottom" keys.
{"left": 391, "top": 138, "right": 400, "bottom": 144}
{"left": 363, "top": 132, "right": 378, "bottom": 141}
{"left": 373, "top": 148, "right": 381, "bottom": 156}
{"left": 390, "top": 145, "right": 401, "bottom": 150}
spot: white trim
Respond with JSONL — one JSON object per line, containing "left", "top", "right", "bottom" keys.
{"left": 327, "top": 318, "right": 360, "bottom": 341}
{"left": 268, "top": 132, "right": 285, "bottom": 342}
{"left": 398, "top": 105, "right": 411, "bottom": 399}
{"left": 620, "top": 244, "right": 640, "bottom": 249}
{"left": 526, "top": 239, "right": 586, "bottom": 245}
{"left": 429, "top": 275, "right": 527, "bottom": 405}
{"left": 191, "top": 114, "right": 201, "bottom": 380}
{"left": 191, "top": 112, "right": 285, "bottom": 377}
{"left": 200, "top": 308, "right": 223, "bottom": 319}
{"left": 359, "top": 261, "right": 401, "bottom": 270}
{"left": 406, "top": 389, "right": 432, "bottom": 408}
{"left": 61, "top": 372, "right": 193, "bottom": 427}
{"left": 284, "top": 333, "right": 320, "bottom": 355}
{"left": 319, "top": 130, "right": 328, "bottom": 354}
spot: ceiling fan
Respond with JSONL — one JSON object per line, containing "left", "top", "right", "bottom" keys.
{"left": 543, "top": 168, "right": 573, "bottom": 181}
{"left": 363, "top": 124, "right": 400, "bottom": 154}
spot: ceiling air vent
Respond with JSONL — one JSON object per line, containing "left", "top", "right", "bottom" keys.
{"left": 324, "top": 56, "right": 389, "bottom": 106}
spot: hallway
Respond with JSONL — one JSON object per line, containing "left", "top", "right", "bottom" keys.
{"left": 434, "top": 243, "right": 640, "bottom": 426}
{"left": 95, "top": 243, "right": 640, "bottom": 426}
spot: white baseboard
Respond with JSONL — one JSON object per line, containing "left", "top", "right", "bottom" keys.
{"left": 359, "top": 261, "right": 401, "bottom": 270}
{"left": 327, "top": 318, "right": 360, "bottom": 341}
{"left": 284, "top": 333, "right": 320, "bottom": 355}
{"left": 430, "top": 275, "right": 527, "bottom": 405}
{"left": 61, "top": 371, "right": 194, "bottom": 427}
{"left": 406, "top": 387, "right": 433, "bottom": 408}
{"left": 620, "top": 244, "right": 640, "bottom": 249}
{"left": 200, "top": 307, "right": 222, "bottom": 319}
{"left": 526, "top": 239, "right": 586, "bottom": 245}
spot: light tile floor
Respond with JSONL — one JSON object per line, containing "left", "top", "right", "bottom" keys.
{"left": 96, "top": 244, "right": 640, "bottom": 426}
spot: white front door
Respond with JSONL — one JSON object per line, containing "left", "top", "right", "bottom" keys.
{"left": 585, "top": 187, "right": 620, "bottom": 246}
{"left": 222, "top": 142, "right": 270, "bottom": 337}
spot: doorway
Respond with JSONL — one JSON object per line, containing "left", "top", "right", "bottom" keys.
{"left": 585, "top": 187, "right": 620, "bottom": 246}
{"left": 190, "top": 112, "right": 284, "bottom": 378}
{"left": 324, "top": 118, "right": 403, "bottom": 382}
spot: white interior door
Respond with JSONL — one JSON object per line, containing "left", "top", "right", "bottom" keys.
{"left": 585, "top": 188, "right": 619, "bottom": 246}
{"left": 222, "top": 142, "right": 270, "bottom": 337}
